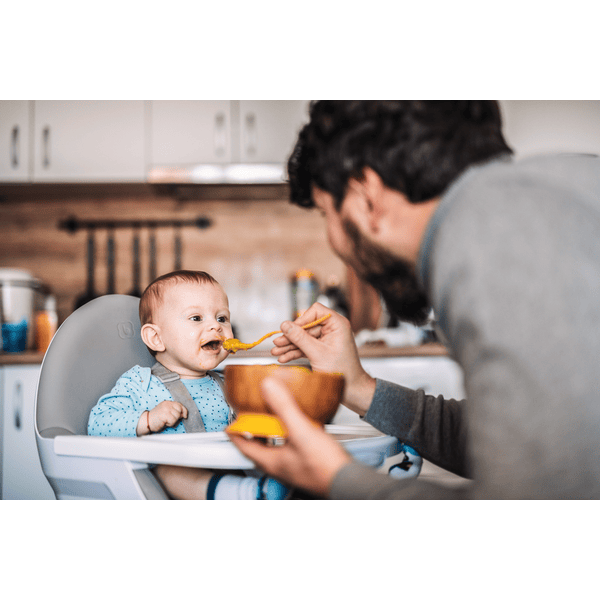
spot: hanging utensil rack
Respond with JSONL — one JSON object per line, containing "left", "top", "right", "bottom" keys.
{"left": 59, "top": 215, "right": 212, "bottom": 232}
{"left": 60, "top": 215, "right": 212, "bottom": 308}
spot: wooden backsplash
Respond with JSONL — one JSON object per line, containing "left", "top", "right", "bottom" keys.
{"left": 0, "top": 184, "right": 347, "bottom": 330}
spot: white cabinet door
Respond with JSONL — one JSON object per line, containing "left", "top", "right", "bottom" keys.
{"left": 0, "top": 100, "right": 31, "bottom": 182}
{"left": 149, "top": 100, "right": 232, "bottom": 166}
{"left": 1, "top": 365, "right": 55, "bottom": 499}
{"left": 32, "top": 100, "right": 146, "bottom": 182}
{"left": 238, "top": 100, "right": 310, "bottom": 163}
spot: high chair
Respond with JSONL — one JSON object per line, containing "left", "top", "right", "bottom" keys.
{"left": 35, "top": 294, "right": 404, "bottom": 499}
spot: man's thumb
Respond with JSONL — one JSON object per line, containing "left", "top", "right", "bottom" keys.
{"left": 261, "top": 377, "right": 314, "bottom": 434}
{"left": 280, "top": 321, "right": 313, "bottom": 347}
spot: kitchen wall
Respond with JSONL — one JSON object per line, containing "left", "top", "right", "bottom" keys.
{"left": 3, "top": 101, "right": 599, "bottom": 344}
{"left": 500, "top": 100, "right": 600, "bottom": 158}
{"left": 0, "top": 183, "right": 347, "bottom": 342}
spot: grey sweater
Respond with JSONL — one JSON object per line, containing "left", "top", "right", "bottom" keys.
{"left": 330, "top": 153, "right": 600, "bottom": 499}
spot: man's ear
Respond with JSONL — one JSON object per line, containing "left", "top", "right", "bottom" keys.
{"left": 141, "top": 323, "right": 165, "bottom": 353}
{"left": 348, "top": 167, "right": 387, "bottom": 234}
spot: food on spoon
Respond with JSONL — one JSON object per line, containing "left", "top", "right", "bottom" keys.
{"left": 222, "top": 313, "right": 331, "bottom": 353}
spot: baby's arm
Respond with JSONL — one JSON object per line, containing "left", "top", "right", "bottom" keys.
{"left": 88, "top": 367, "right": 150, "bottom": 437}
{"left": 137, "top": 401, "right": 188, "bottom": 436}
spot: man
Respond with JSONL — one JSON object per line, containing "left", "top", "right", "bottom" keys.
{"left": 229, "top": 101, "right": 600, "bottom": 499}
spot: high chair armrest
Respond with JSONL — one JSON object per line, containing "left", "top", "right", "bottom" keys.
{"left": 52, "top": 433, "right": 255, "bottom": 470}
{"left": 53, "top": 425, "right": 399, "bottom": 472}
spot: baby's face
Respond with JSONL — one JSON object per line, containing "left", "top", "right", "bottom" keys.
{"left": 153, "top": 281, "right": 233, "bottom": 378}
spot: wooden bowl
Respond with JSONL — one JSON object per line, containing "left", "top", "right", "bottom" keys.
{"left": 224, "top": 364, "right": 344, "bottom": 438}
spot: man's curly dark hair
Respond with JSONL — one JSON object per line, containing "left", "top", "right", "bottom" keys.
{"left": 288, "top": 101, "right": 513, "bottom": 209}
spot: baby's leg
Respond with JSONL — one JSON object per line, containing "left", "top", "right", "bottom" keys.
{"left": 153, "top": 464, "right": 213, "bottom": 499}
{"left": 154, "top": 465, "right": 291, "bottom": 500}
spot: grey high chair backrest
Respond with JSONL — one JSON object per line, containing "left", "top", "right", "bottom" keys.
{"left": 35, "top": 294, "right": 161, "bottom": 499}
{"left": 36, "top": 294, "right": 153, "bottom": 438}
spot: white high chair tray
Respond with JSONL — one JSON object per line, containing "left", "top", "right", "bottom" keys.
{"left": 52, "top": 424, "right": 394, "bottom": 470}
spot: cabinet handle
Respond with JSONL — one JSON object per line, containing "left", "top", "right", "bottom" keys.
{"left": 245, "top": 112, "right": 257, "bottom": 157}
{"left": 214, "top": 112, "right": 226, "bottom": 157}
{"left": 11, "top": 126, "right": 19, "bottom": 168}
{"left": 13, "top": 381, "right": 23, "bottom": 430}
{"left": 42, "top": 126, "right": 50, "bottom": 168}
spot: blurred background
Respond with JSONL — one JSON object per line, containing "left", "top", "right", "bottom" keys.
{"left": 2, "top": 100, "right": 599, "bottom": 348}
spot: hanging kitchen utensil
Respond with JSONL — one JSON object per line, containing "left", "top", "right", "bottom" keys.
{"left": 106, "top": 226, "right": 116, "bottom": 295}
{"left": 148, "top": 225, "right": 157, "bottom": 282}
{"left": 74, "top": 228, "right": 98, "bottom": 309}
{"left": 58, "top": 216, "right": 213, "bottom": 301}
{"left": 127, "top": 227, "right": 142, "bottom": 297}
{"left": 174, "top": 225, "right": 182, "bottom": 271}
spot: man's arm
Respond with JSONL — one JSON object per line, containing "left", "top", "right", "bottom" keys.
{"left": 364, "top": 379, "right": 471, "bottom": 478}
{"left": 229, "top": 377, "right": 473, "bottom": 499}
{"left": 330, "top": 462, "right": 471, "bottom": 499}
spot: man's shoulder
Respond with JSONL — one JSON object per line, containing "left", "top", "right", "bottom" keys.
{"left": 459, "top": 153, "right": 599, "bottom": 201}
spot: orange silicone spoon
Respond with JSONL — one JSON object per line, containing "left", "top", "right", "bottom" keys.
{"left": 222, "top": 313, "right": 331, "bottom": 353}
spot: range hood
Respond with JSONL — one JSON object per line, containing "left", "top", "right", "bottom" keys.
{"left": 147, "top": 163, "right": 287, "bottom": 185}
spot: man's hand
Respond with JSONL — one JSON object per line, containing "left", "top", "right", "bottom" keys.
{"left": 228, "top": 377, "right": 353, "bottom": 498}
{"left": 271, "top": 303, "right": 376, "bottom": 416}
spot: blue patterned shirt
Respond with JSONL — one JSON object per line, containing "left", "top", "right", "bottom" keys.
{"left": 88, "top": 365, "right": 229, "bottom": 437}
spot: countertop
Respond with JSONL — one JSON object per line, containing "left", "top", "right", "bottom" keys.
{"left": 0, "top": 351, "right": 49, "bottom": 365}
{"left": 0, "top": 343, "right": 449, "bottom": 366}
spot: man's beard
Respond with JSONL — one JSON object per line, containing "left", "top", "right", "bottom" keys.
{"left": 342, "top": 218, "right": 431, "bottom": 326}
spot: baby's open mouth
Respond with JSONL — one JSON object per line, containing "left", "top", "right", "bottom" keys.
{"left": 201, "top": 340, "right": 222, "bottom": 352}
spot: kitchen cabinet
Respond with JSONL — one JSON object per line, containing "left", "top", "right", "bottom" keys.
{"left": 238, "top": 100, "right": 309, "bottom": 163}
{"left": 0, "top": 100, "right": 146, "bottom": 183}
{"left": 147, "top": 100, "right": 310, "bottom": 183}
{"left": 360, "top": 355, "right": 465, "bottom": 398}
{"left": 32, "top": 100, "right": 146, "bottom": 182}
{"left": 333, "top": 355, "right": 466, "bottom": 425}
{"left": 0, "top": 364, "right": 55, "bottom": 499}
{"left": 0, "top": 100, "right": 32, "bottom": 182}
{"left": 2, "top": 100, "right": 310, "bottom": 184}
{"left": 150, "top": 100, "right": 232, "bottom": 165}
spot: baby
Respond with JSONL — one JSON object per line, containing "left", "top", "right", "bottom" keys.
{"left": 88, "top": 270, "right": 288, "bottom": 500}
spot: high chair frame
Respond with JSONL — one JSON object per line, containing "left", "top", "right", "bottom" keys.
{"left": 35, "top": 294, "right": 400, "bottom": 500}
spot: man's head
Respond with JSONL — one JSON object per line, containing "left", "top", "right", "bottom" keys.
{"left": 289, "top": 101, "right": 512, "bottom": 324}
{"left": 139, "top": 270, "right": 232, "bottom": 377}
{"left": 289, "top": 101, "right": 512, "bottom": 209}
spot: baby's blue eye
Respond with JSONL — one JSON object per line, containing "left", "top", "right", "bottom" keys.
{"left": 218, "top": 316, "right": 228, "bottom": 323}
{"left": 190, "top": 315, "right": 202, "bottom": 322}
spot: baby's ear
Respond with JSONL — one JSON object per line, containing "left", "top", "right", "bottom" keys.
{"left": 141, "top": 323, "right": 165, "bottom": 353}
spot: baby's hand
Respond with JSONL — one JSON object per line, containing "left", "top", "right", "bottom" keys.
{"left": 148, "top": 401, "right": 188, "bottom": 433}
